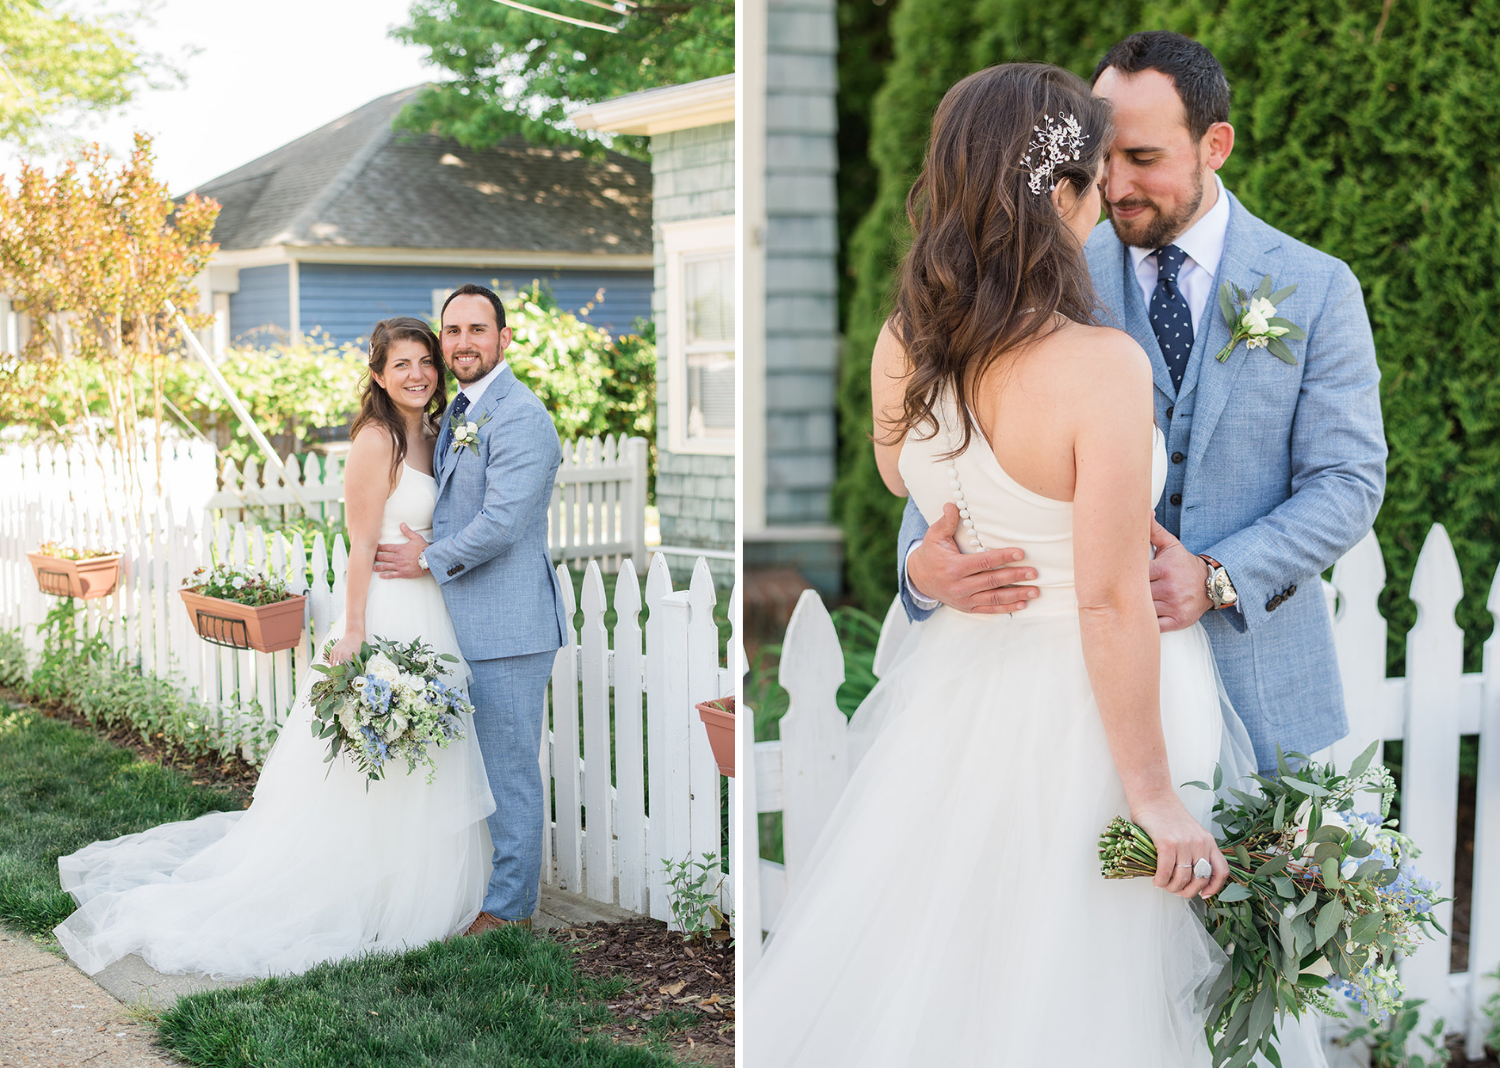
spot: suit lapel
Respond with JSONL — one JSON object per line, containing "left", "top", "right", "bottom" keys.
{"left": 1184, "top": 193, "right": 1281, "bottom": 472}
{"left": 1113, "top": 243, "right": 1177, "bottom": 403}
{"left": 436, "top": 364, "right": 517, "bottom": 495}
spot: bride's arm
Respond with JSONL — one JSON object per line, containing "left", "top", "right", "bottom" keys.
{"left": 327, "top": 427, "right": 394, "bottom": 664}
{"left": 1070, "top": 331, "right": 1229, "bottom": 900}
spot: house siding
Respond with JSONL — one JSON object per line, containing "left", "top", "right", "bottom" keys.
{"left": 295, "top": 264, "right": 653, "bottom": 345}
{"left": 229, "top": 264, "right": 292, "bottom": 341}
{"left": 650, "top": 121, "right": 735, "bottom": 581}
{"left": 764, "top": 0, "right": 837, "bottom": 530}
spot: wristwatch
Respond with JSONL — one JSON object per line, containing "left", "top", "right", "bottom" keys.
{"left": 1199, "top": 554, "right": 1238, "bottom": 610}
{"left": 417, "top": 550, "right": 430, "bottom": 573}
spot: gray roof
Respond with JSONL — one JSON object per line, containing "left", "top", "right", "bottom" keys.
{"left": 192, "top": 86, "right": 652, "bottom": 255}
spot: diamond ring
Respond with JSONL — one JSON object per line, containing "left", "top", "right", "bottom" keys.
{"left": 1193, "top": 858, "right": 1212, "bottom": 880}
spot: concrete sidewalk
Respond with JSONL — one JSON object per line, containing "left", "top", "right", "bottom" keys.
{"left": 0, "top": 929, "right": 176, "bottom": 1068}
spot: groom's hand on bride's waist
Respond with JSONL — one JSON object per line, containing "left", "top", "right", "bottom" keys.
{"left": 907, "top": 503, "right": 1038, "bottom": 615}
{"left": 374, "top": 524, "right": 431, "bottom": 580}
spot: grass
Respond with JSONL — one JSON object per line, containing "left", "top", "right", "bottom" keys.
{"left": 0, "top": 700, "right": 695, "bottom": 1066}
{"left": 0, "top": 701, "right": 244, "bottom": 937}
{"left": 155, "top": 925, "right": 681, "bottom": 1068}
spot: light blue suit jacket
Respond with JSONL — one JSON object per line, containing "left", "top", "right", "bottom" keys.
{"left": 896, "top": 191, "right": 1387, "bottom": 766}
{"left": 425, "top": 364, "right": 568, "bottom": 662}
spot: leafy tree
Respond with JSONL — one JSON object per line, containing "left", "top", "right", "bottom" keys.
{"left": 0, "top": 134, "right": 217, "bottom": 507}
{"left": 392, "top": 0, "right": 734, "bottom": 158}
{"left": 0, "top": 0, "right": 160, "bottom": 148}
{"left": 837, "top": 0, "right": 1500, "bottom": 671}
{"left": 834, "top": 0, "right": 895, "bottom": 331}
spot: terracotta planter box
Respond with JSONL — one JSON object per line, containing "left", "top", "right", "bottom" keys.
{"left": 696, "top": 696, "right": 736, "bottom": 778}
{"left": 27, "top": 551, "right": 123, "bottom": 600}
{"left": 180, "top": 589, "right": 306, "bottom": 654}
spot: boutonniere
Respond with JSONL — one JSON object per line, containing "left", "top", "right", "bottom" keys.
{"left": 449, "top": 409, "right": 491, "bottom": 456}
{"left": 1215, "top": 275, "right": 1307, "bottom": 364}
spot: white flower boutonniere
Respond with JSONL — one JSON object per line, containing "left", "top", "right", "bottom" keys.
{"left": 449, "top": 409, "right": 492, "bottom": 457}
{"left": 1215, "top": 275, "right": 1307, "bottom": 364}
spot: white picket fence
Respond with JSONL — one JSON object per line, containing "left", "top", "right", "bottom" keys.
{"left": 744, "top": 524, "right": 1500, "bottom": 1057}
{"left": 0, "top": 439, "right": 736, "bottom": 926}
{"left": 203, "top": 434, "right": 650, "bottom": 573}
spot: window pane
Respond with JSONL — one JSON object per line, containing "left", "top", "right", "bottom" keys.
{"left": 685, "top": 253, "right": 734, "bottom": 344}
{"left": 687, "top": 352, "right": 735, "bottom": 439}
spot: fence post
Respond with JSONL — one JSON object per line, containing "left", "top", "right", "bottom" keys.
{"left": 1467, "top": 562, "right": 1500, "bottom": 1058}
{"left": 1329, "top": 531, "right": 1388, "bottom": 770}
{"left": 1401, "top": 524, "right": 1464, "bottom": 1032}
{"left": 551, "top": 564, "right": 583, "bottom": 893}
{"left": 613, "top": 558, "right": 648, "bottom": 913}
{"left": 646, "top": 553, "right": 690, "bottom": 923}
{"left": 580, "top": 560, "right": 613, "bottom": 902}
{"left": 686, "top": 560, "right": 723, "bottom": 868}
{"left": 777, "top": 589, "right": 847, "bottom": 885}
{"left": 628, "top": 436, "right": 647, "bottom": 573}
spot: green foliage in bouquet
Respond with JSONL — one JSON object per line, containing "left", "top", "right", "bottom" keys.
{"left": 1099, "top": 741, "right": 1447, "bottom": 1068}
{"left": 838, "top": 0, "right": 1500, "bottom": 673}
{"left": 308, "top": 637, "right": 470, "bottom": 785}
{"left": 182, "top": 563, "right": 292, "bottom": 608}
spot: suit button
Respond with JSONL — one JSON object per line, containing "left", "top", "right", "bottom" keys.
{"left": 1165, "top": 406, "right": 1174, "bottom": 418}
{"left": 1169, "top": 493, "right": 1182, "bottom": 506}
{"left": 1171, "top": 452, "right": 1184, "bottom": 464}
{"left": 1287, "top": 584, "right": 1297, "bottom": 597}
{"left": 1266, "top": 598, "right": 1278, "bottom": 611}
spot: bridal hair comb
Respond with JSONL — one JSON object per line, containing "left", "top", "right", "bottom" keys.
{"left": 1021, "top": 113, "right": 1087, "bottom": 196}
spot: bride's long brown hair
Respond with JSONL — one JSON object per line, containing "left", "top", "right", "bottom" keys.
{"left": 888, "top": 63, "right": 1114, "bottom": 456}
{"left": 350, "top": 317, "right": 447, "bottom": 488}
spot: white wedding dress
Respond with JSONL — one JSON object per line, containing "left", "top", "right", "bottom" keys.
{"left": 746, "top": 397, "right": 1328, "bottom": 1067}
{"left": 54, "top": 464, "right": 496, "bottom": 980}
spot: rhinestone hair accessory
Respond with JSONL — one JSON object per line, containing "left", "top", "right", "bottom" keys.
{"left": 1021, "top": 112, "right": 1087, "bottom": 196}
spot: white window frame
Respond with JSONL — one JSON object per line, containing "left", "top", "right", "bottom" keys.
{"left": 662, "top": 215, "right": 736, "bottom": 455}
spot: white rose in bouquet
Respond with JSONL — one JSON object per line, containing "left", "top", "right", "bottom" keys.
{"left": 365, "top": 652, "right": 400, "bottom": 682}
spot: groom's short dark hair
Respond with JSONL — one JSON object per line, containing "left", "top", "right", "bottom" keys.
{"left": 1092, "top": 31, "right": 1231, "bottom": 142}
{"left": 441, "top": 283, "right": 508, "bottom": 330}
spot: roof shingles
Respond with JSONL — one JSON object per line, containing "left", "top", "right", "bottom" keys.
{"left": 193, "top": 86, "right": 651, "bottom": 256}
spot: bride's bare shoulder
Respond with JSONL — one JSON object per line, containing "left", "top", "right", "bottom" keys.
{"left": 1045, "top": 321, "right": 1151, "bottom": 391}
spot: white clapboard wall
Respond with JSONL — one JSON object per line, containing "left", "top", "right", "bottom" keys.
{"left": 746, "top": 527, "right": 1500, "bottom": 1059}
{"left": 0, "top": 439, "right": 736, "bottom": 929}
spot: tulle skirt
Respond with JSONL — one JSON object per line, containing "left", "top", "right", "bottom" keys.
{"left": 745, "top": 604, "right": 1256, "bottom": 1068}
{"left": 54, "top": 573, "right": 496, "bottom": 980}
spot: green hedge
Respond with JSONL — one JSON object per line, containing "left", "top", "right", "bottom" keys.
{"left": 836, "top": 0, "right": 1500, "bottom": 670}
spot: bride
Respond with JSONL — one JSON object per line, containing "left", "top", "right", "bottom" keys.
{"left": 745, "top": 65, "right": 1266, "bottom": 1066}
{"left": 54, "top": 316, "right": 495, "bottom": 979}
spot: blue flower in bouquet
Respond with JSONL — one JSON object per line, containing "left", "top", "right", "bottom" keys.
{"left": 361, "top": 676, "right": 393, "bottom": 715}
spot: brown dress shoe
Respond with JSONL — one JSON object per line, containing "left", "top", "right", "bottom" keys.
{"left": 464, "top": 911, "right": 533, "bottom": 937}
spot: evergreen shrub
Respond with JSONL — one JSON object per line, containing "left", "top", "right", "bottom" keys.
{"left": 837, "top": 0, "right": 1500, "bottom": 669}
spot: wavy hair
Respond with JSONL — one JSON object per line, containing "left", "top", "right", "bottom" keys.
{"left": 350, "top": 317, "right": 447, "bottom": 487}
{"left": 889, "top": 63, "right": 1114, "bottom": 456}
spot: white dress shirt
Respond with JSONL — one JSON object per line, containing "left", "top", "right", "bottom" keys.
{"left": 908, "top": 175, "right": 1231, "bottom": 608}
{"left": 1128, "top": 173, "right": 1231, "bottom": 332}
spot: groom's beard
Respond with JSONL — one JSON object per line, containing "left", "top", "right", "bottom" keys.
{"left": 1106, "top": 168, "right": 1204, "bottom": 250}
{"left": 448, "top": 347, "right": 500, "bottom": 384}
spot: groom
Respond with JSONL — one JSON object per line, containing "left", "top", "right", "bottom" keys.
{"left": 375, "top": 282, "right": 568, "bottom": 930}
{"left": 897, "top": 32, "right": 1386, "bottom": 771}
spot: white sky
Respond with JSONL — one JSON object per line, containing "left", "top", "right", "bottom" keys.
{"left": 2, "top": 0, "right": 439, "bottom": 195}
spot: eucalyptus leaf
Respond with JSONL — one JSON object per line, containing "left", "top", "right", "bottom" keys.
{"left": 1219, "top": 284, "right": 1237, "bottom": 324}
{"left": 1353, "top": 858, "right": 1385, "bottom": 882}
{"left": 1254, "top": 274, "right": 1274, "bottom": 300}
{"left": 1217, "top": 882, "right": 1252, "bottom": 902}
{"left": 1256, "top": 854, "right": 1290, "bottom": 878}
{"left": 1346, "top": 838, "right": 1373, "bottom": 859}
{"left": 1266, "top": 284, "right": 1298, "bottom": 306}
{"left": 1315, "top": 899, "right": 1345, "bottom": 947}
{"left": 1350, "top": 911, "right": 1382, "bottom": 944}
{"left": 1280, "top": 776, "right": 1330, "bottom": 797}
{"left": 1347, "top": 740, "right": 1379, "bottom": 780}
{"left": 1322, "top": 857, "right": 1342, "bottom": 889}
{"left": 1267, "top": 317, "right": 1307, "bottom": 341}
{"left": 1267, "top": 337, "right": 1298, "bottom": 365}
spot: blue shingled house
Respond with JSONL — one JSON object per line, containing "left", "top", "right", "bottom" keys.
{"left": 189, "top": 85, "right": 654, "bottom": 350}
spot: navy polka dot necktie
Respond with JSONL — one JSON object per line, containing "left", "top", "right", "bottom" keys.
{"left": 440, "top": 392, "right": 470, "bottom": 457}
{"left": 1150, "top": 244, "right": 1194, "bottom": 394}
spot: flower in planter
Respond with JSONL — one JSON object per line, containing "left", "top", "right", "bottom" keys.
{"left": 184, "top": 563, "right": 293, "bottom": 607}
{"left": 36, "top": 541, "right": 115, "bottom": 561}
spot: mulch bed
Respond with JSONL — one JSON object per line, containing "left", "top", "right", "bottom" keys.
{"left": 553, "top": 919, "right": 735, "bottom": 1067}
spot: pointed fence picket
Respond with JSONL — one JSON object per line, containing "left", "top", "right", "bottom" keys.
{"left": 2, "top": 440, "right": 732, "bottom": 930}
{"left": 747, "top": 525, "right": 1500, "bottom": 1053}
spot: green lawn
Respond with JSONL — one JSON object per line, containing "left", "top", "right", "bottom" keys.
{"left": 0, "top": 702, "right": 690, "bottom": 1067}
{"left": 0, "top": 702, "right": 244, "bottom": 937}
{"left": 157, "top": 927, "right": 680, "bottom": 1068}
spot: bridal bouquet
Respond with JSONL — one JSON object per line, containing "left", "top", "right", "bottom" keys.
{"left": 1098, "top": 742, "right": 1446, "bottom": 1068}
{"left": 308, "top": 636, "right": 471, "bottom": 784}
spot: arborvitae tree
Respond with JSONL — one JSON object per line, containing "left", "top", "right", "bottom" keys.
{"left": 836, "top": 0, "right": 1500, "bottom": 668}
